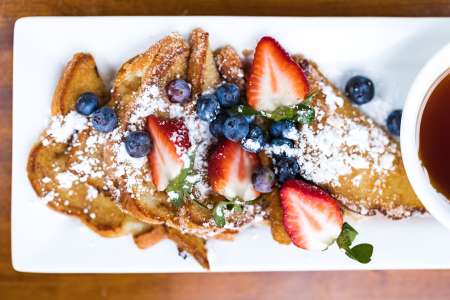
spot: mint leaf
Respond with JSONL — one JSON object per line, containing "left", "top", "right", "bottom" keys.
{"left": 346, "top": 244, "right": 373, "bottom": 264}
{"left": 166, "top": 167, "right": 192, "bottom": 208}
{"left": 337, "top": 222, "right": 358, "bottom": 250}
{"left": 295, "top": 104, "right": 315, "bottom": 125}
{"left": 337, "top": 222, "right": 373, "bottom": 264}
{"left": 231, "top": 105, "right": 260, "bottom": 117}
{"left": 213, "top": 201, "right": 228, "bottom": 227}
{"left": 166, "top": 150, "right": 198, "bottom": 208}
{"left": 266, "top": 106, "right": 294, "bottom": 121}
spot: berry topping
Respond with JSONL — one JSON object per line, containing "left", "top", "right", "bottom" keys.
{"left": 345, "top": 75, "right": 375, "bottom": 105}
{"left": 386, "top": 109, "right": 402, "bottom": 136}
{"left": 125, "top": 131, "right": 152, "bottom": 158}
{"left": 209, "top": 112, "right": 228, "bottom": 138}
{"left": 146, "top": 116, "right": 191, "bottom": 191}
{"left": 280, "top": 179, "right": 343, "bottom": 250}
{"left": 276, "top": 157, "right": 300, "bottom": 183}
{"left": 215, "top": 83, "right": 240, "bottom": 108}
{"left": 92, "top": 107, "right": 118, "bottom": 133}
{"left": 75, "top": 92, "right": 99, "bottom": 116}
{"left": 247, "top": 36, "right": 309, "bottom": 112}
{"left": 166, "top": 79, "right": 191, "bottom": 103}
{"left": 208, "top": 140, "right": 261, "bottom": 201}
{"left": 270, "top": 138, "right": 294, "bottom": 157}
{"left": 270, "top": 120, "right": 297, "bottom": 139}
{"left": 241, "top": 124, "right": 266, "bottom": 153}
{"left": 252, "top": 166, "right": 275, "bottom": 193}
{"left": 196, "top": 94, "right": 221, "bottom": 122}
{"left": 223, "top": 115, "right": 250, "bottom": 142}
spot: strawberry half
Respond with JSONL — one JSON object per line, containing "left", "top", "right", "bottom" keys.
{"left": 146, "top": 115, "right": 191, "bottom": 191}
{"left": 280, "top": 179, "right": 343, "bottom": 251}
{"left": 208, "top": 140, "right": 261, "bottom": 201}
{"left": 247, "top": 36, "right": 309, "bottom": 112}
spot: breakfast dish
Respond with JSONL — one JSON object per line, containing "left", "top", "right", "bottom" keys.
{"left": 26, "top": 27, "right": 425, "bottom": 270}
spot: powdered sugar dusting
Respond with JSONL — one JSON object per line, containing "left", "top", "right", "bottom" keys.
{"left": 45, "top": 111, "right": 88, "bottom": 143}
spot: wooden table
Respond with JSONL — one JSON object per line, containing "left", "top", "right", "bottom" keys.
{"left": 1, "top": 1, "right": 450, "bottom": 299}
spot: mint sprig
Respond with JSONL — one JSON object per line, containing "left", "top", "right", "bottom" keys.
{"left": 166, "top": 167, "right": 193, "bottom": 208}
{"left": 230, "top": 92, "right": 316, "bottom": 125}
{"left": 166, "top": 150, "right": 197, "bottom": 208}
{"left": 337, "top": 222, "right": 373, "bottom": 264}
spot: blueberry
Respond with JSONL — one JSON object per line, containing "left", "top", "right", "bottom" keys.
{"left": 92, "top": 107, "right": 118, "bottom": 133}
{"left": 223, "top": 115, "right": 249, "bottom": 142}
{"left": 252, "top": 167, "right": 275, "bottom": 193}
{"left": 166, "top": 79, "right": 191, "bottom": 103}
{"left": 270, "top": 120, "right": 297, "bottom": 139}
{"left": 345, "top": 75, "right": 375, "bottom": 105}
{"left": 215, "top": 83, "right": 240, "bottom": 108}
{"left": 196, "top": 94, "right": 221, "bottom": 122}
{"left": 270, "top": 138, "right": 294, "bottom": 157}
{"left": 276, "top": 157, "right": 301, "bottom": 183}
{"left": 75, "top": 92, "right": 99, "bottom": 116}
{"left": 125, "top": 131, "right": 152, "bottom": 158}
{"left": 242, "top": 125, "right": 266, "bottom": 153}
{"left": 209, "top": 112, "right": 228, "bottom": 138}
{"left": 386, "top": 109, "right": 402, "bottom": 136}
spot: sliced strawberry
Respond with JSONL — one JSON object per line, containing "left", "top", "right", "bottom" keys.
{"left": 247, "top": 36, "right": 309, "bottom": 112}
{"left": 280, "top": 179, "right": 343, "bottom": 250}
{"left": 146, "top": 115, "right": 191, "bottom": 191}
{"left": 208, "top": 140, "right": 261, "bottom": 201}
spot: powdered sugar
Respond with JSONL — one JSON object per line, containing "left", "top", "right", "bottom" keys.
{"left": 46, "top": 111, "right": 88, "bottom": 143}
{"left": 266, "top": 79, "right": 397, "bottom": 189}
{"left": 55, "top": 171, "right": 78, "bottom": 189}
{"left": 86, "top": 185, "right": 98, "bottom": 201}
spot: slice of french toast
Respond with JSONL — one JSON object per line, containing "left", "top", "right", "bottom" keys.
{"left": 188, "top": 28, "right": 221, "bottom": 97}
{"left": 104, "top": 31, "right": 263, "bottom": 240}
{"left": 288, "top": 56, "right": 425, "bottom": 218}
{"left": 27, "top": 53, "right": 150, "bottom": 237}
{"left": 214, "top": 45, "right": 245, "bottom": 90}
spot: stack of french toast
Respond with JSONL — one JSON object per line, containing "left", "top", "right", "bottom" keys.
{"left": 27, "top": 28, "right": 424, "bottom": 269}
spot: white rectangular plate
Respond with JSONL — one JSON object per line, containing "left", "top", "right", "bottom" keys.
{"left": 12, "top": 16, "right": 450, "bottom": 273}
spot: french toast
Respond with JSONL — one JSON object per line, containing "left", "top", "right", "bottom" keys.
{"left": 104, "top": 30, "right": 264, "bottom": 240}
{"left": 285, "top": 56, "right": 425, "bottom": 218}
{"left": 27, "top": 53, "right": 150, "bottom": 237}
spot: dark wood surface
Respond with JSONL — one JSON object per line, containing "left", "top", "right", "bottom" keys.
{"left": 1, "top": 1, "right": 450, "bottom": 299}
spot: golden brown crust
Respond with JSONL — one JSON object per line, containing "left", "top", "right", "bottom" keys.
{"left": 27, "top": 142, "right": 149, "bottom": 237}
{"left": 133, "top": 225, "right": 167, "bottom": 249}
{"left": 266, "top": 190, "right": 292, "bottom": 245}
{"left": 188, "top": 28, "right": 220, "bottom": 96}
{"left": 214, "top": 45, "right": 245, "bottom": 90}
{"left": 51, "top": 53, "right": 107, "bottom": 116}
{"left": 166, "top": 227, "right": 210, "bottom": 270}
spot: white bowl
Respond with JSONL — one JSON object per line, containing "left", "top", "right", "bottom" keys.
{"left": 401, "top": 43, "right": 450, "bottom": 230}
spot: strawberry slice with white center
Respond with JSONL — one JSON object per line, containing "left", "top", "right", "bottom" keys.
{"left": 208, "top": 140, "right": 261, "bottom": 201}
{"left": 247, "top": 36, "right": 309, "bottom": 112}
{"left": 146, "top": 115, "right": 191, "bottom": 191}
{"left": 280, "top": 179, "right": 343, "bottom": 251}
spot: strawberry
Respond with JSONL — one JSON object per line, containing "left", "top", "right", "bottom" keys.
{"left": 146, "top": 115, "right": 191, "bottom": 191}
{"left": 247, "top": 36, "right": 309, "bottom": 112}
{"left": 208, "top": 140, "right": 261, "bottom": 201}
{"left": 280, "top": 179, "right": 343, "bottom": 251}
